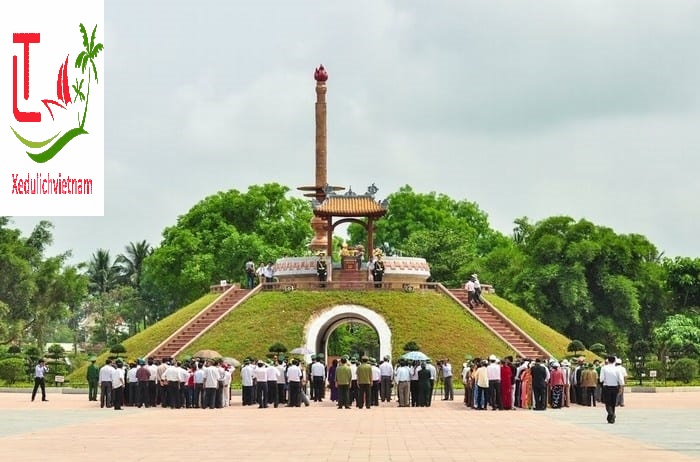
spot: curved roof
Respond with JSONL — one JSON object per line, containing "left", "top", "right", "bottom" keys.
{"left": 314, "top": 195, "right": 387, "bottom": 218}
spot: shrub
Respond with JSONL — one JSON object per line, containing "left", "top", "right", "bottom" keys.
{"left": 403, "top": 341, "right": 420, "bottom": 352}
{"left": 670, "top": 358, "right": 699, "bottom": 383}
{"left": 109, "top": 344, "right": 126, "bottom": 354}
{"left": 268, "top": 342, "right": 288, "bottom": 353}
{"left": 589, "top": 343, "right": 606, "bottom": 356}
{"left": 0, "top": 357, "right": 27, "bottom": 384}
{"left": 47, "top": 344, "right": 65, "bottom": 359}
{"left": 567, "top": 340, "right": 586, "bottom": 356}
{"left": 645, "top": 360, "right": 666, "bottom": 381}
{"left": 25, "top": 346, "right": 42, "bottom": 360}
{"left": 7, "top": 345, "right": 21, "bottom": 354}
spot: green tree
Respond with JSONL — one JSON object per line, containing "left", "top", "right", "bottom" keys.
{"left": 653, "top": 314, "right": 700, "bottom": 359}
{"left": 589, "top": 343, "right": 607, "bottom": 356}
{"left": 142, "top": 183, "right": 312, "bottom": 311}
{"left": 567, "top": 340, "right": 586, "bottom": 356}
{"left": 669, "top": 358, "right": 699, "bottom": 383}
{"left": 0, "top": 218, "right": 40, "bottom": 344}
{"left": 664, "top": 257, "right": 700, "bottom": 311}
{"left": 0, "top": 357, "right": 26, "bottom": 384}
{"left": 116, "top": 240, "right": 153, "bottom": 289}
{"left": 500, "top": 216, "right": 661, "bottom": 354}
{"left": 348, "top": 185, "right": 507, "bottom": 286}
{"left": 86, "top": 249, "right": 121, "bottom": 295}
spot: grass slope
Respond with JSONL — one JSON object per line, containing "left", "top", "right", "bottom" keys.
{"left": 183, "top": 290, "right": 513, "bottom": 364}
{"left": 485, "top": 293, "right": 597, "bottom": 360}
{"left": 67, "top": 293, "right": 218, "bottom": 384}
{"left": 66, "top": 290, "right": 592, "bottom": 386}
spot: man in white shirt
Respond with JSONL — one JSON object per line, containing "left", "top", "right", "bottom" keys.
{"left": 98, "top": 359, "right": 114, "bottom": 408}
{"left": 241, "top": 359, "right": 254, "bottom": 406}
{"left": 126, "top": 362, "right": 138, "bottom": 407}
{"left": 600, "top": 356, "right": 625, "bottom": 424}
{"left": 266, "top": 361, "right": 281, "bottom": 408}
{"left": 178, "top": 364, "right": 189, "bottom": 408}
{"left": 442, "top": 359, "right": 454, "bottom": 401}
{"left": 162, "top": 361, "right": 181, "bottom": 409}
{"left": 350, "top": 359, "right": 358, "bottom": 406}
{"left": 379, "top": 357, "right": 394, "bottom": 402}
{"left": 472, "top": 274, "right": 484, "bottom": 305}
{"left": 254, "top": 361, "right": 268, "bottom": 408}
{"left": 202, "top": 359, "right": 220, "bottom": 409}
{"left": 263, "top": 262, "right": 274, "bottom": 285}
{"left": 486, "top": 355, "right": 502, "bottom": 410}
{"left": 311, "top": 357, "right": 326, "bottom": 402}
{"left": 395, "top": 361, "right": 411, "bottom": 407}
{"left": 147, "top": 358, "right": 158, "bottom": 407}
{"left": 31, "top": 359, "right": 49, "bottom": 402}
{"left": 465, "top": 278, "right": 477, "bottom": 308}
{"left": 286, "top": 360, "right": 302, "bottom": 407}
{"left": 193, "top": 363, "right": 205, "bottom": 408}
{"left": 371, "top": 359, "right": 381, "bottom": 406}
{"left": 111, "top": 360, "right": 125, "bottom": 410}
{"left": 275, "top": 360, "right": 287, "bottom": 404}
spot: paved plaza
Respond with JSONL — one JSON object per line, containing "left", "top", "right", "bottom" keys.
{"left": 1, "top": 390, "right": 698, "bottom": 461}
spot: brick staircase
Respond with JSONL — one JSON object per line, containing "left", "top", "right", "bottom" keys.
{"left": 333, "top": 268, "right": 368, "bottom": 288}
{"left": 147, "top": 286, "right": 257, "bottom": 360}
{"left": 449, "top": 288, "right": 548, "bottom": 359}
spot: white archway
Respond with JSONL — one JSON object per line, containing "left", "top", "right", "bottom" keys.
{"left": 303, "top": 304, "right": 391, "bottom": 362}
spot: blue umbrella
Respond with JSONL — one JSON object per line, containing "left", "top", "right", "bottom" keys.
{"left": 401, "top": 351, "right": 430, "bottom": 361}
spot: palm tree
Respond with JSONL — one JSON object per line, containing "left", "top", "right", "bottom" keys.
{"left": 116, "top": 240, "right": 153, "bottom": 288}
{"left": 75, "top": 23, "right": 104, "bottom": 130}
{"left": 86, "top": 249, "right": 120, "bottom": 294}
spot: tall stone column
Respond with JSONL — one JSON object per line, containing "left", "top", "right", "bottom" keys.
{"left": 309, "top": 65, "right": 329, "bottom": 253}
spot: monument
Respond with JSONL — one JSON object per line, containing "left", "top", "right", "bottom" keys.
{"left": 276, "top": 65, "right": 430, "bottom": 285}
{"left": 298, "top": 65, "right": 343, "bottom": 253}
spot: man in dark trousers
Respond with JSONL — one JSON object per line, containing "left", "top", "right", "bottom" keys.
{"left": 372, "top": 254, "right": 385, "bottom": 288}
{"left": 530, "top": 358, "right": 548, "bottom": 410}
{"left": 356, "top": 356, "right": 373, "bottom": 409}
{"left": 86, "top": 357, "right": 99, "bottom": 401}
{"left": 31, "top": 359, "right": 49, "bottom": 402}
{"left": 599, "top": 356, "right": 625, "bottom": 424}
{"left": 316, "top": 252, "right": 327, "bottom": 288}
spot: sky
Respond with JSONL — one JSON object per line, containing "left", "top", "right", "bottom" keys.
{"left": 11, "top": 0, "right": 700, "bottom": 264}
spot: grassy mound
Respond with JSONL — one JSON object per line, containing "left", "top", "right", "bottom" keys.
{"left": 67, "top": 289, "right": 593, "bottom": 386}
{"left": 183, "top": 290, "right": 513, "bottom": 364}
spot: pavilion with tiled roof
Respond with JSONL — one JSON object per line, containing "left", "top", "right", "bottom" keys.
{"left": 312, "top": 184, "right": 387, "bottom": 258}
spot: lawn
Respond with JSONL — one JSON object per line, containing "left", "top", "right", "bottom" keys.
{"left": 183, "top": 290, "right": 514, "bottom": 366}
{"left": 65, "top": 289, "right": 597, "bottom": 387}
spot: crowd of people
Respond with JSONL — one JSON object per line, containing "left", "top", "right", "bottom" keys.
{"left": 459, "top": 354, "right": 627, "bottom": 423}
{"left": 86, "top": 357, "right": 236, "bottom": 410}
{"left": 78, "top": 351, "right": 626, "bottom": 422}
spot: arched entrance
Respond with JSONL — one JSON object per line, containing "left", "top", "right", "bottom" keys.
{"left": 303, "top": 305, "right": 391, "bottom": 363}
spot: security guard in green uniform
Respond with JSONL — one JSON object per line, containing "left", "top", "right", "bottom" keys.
{"left": 86, "top": 356, "right": 99, "bottom": 401}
